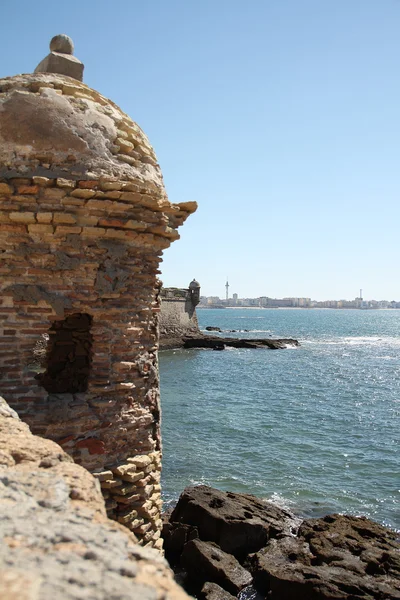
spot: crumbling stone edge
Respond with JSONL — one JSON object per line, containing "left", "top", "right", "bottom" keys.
{"left": 0, "top": 395, "right": 190, "bottom": 600}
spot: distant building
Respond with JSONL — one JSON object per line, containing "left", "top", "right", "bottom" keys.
{"left": 198, "top": 293, "right": 399, "bottom": 310}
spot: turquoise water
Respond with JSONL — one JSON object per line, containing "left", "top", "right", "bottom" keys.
{"left": 159, "top": 308, "right": 399, "bottom": 531}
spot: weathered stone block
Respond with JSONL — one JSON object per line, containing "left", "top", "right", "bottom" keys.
{"left": 78, "top": 180, "right": 98, "bottom": 189}
{"left": 70, "top": 189, "right": 96, "bottom": 199}
{"left": 36, "top": 212, "right": 53, "bottom": 223}
{"left": 128, "top": 518, "right": 145, "bottom": 530}
{"left": 28, "top": 224, "right": 54, "bottom": 234}
{"left": 117, "top": 510, "right": 139, "bottom": 524}
{"left": 112, "top": 463, "right": 137, "bottom": 477}
{"left": 128, "top": 455, "right": 152, "bottom": 469}
{"left": 9, "top": 212, "right": 36, "bottom": 224}
{"left": 42, "top": 188, "right": 66, "bottom": 200}
{"left": 92, "top": 470, "right": 114, "bottom": 482}
{"left": 76, "top": 215, "right": 99, "bottom": 226}
{"left": 0, "top": 183, "right": 13, "bottom": 194}
{"left": 81, "top": 226, "right": 106, "bottom": 237}
{"left": 112, "top": 493, "right": 141, "bottom": 504}
{"left": 55, "top": 225, "right": 82, "bottom": 234}
{"left": 32, "top": 177, "right": 52, "bottom": 187}
{"left": 56, "top": 178, "right": 76, "bottom": 189}
{"left": 35, "top": 51, "right": 84, "bottom": 81}
{"left": 17, "top": 185, "right": 39, "bottom": 195}
{"left": 101, "top": 479, "right": 122, "bottom": 489}
{"left": 100, "top": 181, "right": 122, "bottom": 191}
{"left": 53, "top": 213, "right": 76, "bottom": 224}
{"left": 120, "top": 470, "right": 145, "bottom": 484}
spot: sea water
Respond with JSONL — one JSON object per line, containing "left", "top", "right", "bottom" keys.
{"left": 159, "top": 308, "right": 399, "bottom": 531}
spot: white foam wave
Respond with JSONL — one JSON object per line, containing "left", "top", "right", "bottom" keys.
{"left": 248, "top": 329, "right": 272, "bottom": 333}
{"left": 264, "top": 492, "right": 295, "bottom": 511}
{"left": 306, "top": 336, "right": 400, "bottom": 347}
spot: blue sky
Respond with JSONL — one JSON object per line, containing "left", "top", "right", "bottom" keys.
{"left": 1, "top": 1, "right": 399, "bottom": 300}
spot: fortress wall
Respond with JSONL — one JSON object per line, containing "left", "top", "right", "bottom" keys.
{"left": 159, "top": 289, "right": 200, "bottom": 339}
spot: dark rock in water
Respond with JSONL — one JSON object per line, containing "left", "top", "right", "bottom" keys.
{"left": 159, "top": 331, "right": 299, "bottom": 351}
{"left": 168, "top": 485, "right": 298, "bottom": 560}
{"left": 247, "top": 514, "right": 400, "bottom": 600}
{"left": 206, "top": 326, "right": 222, "bottom": 332}
{"left": 162, "top": 520, "right": 199, "bottom": 562}
{"left": 201, "top": 581, "right": 239, "bottom": 600}
{"left": 183, "top": 336, "right": 299, "bottom": 350}
{"left": 181, "top": 539, "right": 252, "bottom": 595}
{"left": 162, "top": 487, "right": 400, "bottom": 600}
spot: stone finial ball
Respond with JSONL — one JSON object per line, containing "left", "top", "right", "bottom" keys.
{"left": 49, "top": 34, "right": 74, "bottom": 55}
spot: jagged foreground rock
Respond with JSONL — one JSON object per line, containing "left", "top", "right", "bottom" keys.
{"left": 181, "top": 539, "right": 252, "bottom": 595}
{"left": 162, "top": 485, "right": 400, "bottom": 600}
{"left": 247, "top": 514, "right": 400, "bottom": 600}
{"left": 0, "top": 397, "right": 190, "bottom": 600}
{"left": 164, "top": 485, "right": 300, "bottom": 560}
{"left": 200, "top": 582, "right": 236, "bottom": 600}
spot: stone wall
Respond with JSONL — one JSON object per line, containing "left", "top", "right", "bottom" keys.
{"left": 159, "top": 286, "right": 200, "bottom": 340}
{"left": 0, "top": 72, "right": 197, "bottom": 548}
{"left": 0, "top": 396, "right": 190, "bottom": 600}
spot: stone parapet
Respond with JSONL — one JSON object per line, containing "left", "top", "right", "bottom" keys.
{"left": 0, "top": 175, "right": 195, "bottom": 246}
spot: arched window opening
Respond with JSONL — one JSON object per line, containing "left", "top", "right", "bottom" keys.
{"left": 37, "top": 313, "right": 93, "bottom": 394}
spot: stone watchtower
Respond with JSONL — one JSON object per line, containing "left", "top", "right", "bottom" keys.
{"left": 189, "top": 278, "right": 201, "bottom": 306}
{"left": 0, "top": 36, "right": 196, "bottom": 549}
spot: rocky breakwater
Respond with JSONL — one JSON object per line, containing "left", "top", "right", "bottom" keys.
{"left": 159, "top": 332, "right": 299, "bottom": 351}
{"left": 162, "top": 486, "right": 400, "bottom": 600}
{"left": 0, "top": 396, "right": 190, "bottom": 600}
{"left": 181, "top": 336, "right": 299, "bottom": 350}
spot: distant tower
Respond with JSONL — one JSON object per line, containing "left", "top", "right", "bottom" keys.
{"left": 225, "top": 278, "right": 229, "bottom": 301}
{"left": 360, "top": 289, "right": 363, "bottom": 300}
{"left": 189, "top": 278, "right": 201, "bottom": 306}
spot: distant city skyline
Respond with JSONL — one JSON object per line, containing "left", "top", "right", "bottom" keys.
{"left": 201, "top": 283, "right": 398, "bottom": 303}
{"left": 1, "top": 1, "right": 399, "bottom": 300}
{"left": 163, "top": 277, "right": 399, "bottom": 303}
{"left": 199, "top": 289, "right": 400, "bottom": 308}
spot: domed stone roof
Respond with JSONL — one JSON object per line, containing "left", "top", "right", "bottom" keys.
{"left": 189, "top": 279, "right": 200, "bottom": 288}
{"left": 0, "top": 72, "right": 166, "bottom": 192}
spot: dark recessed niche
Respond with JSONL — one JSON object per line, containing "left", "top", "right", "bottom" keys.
{"left": 37, "top": 313, "right": 93, "bottom": 394}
